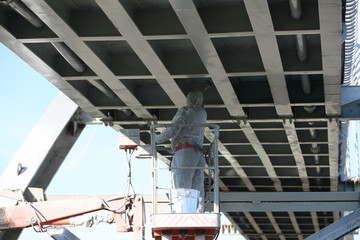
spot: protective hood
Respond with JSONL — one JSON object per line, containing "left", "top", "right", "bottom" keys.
{"left": 186, "top": 91, "right": 203, "bottom": 107}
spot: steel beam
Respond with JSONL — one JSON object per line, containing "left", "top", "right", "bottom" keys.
{"left": 95, "top": 0, "right": 187, "bottom": 108}
{"left": 47, "top": 228, "right": 80, "bottom": 240}
{"left": 0, "top": 93, "right": 81, "bottom": 192}
{"left": 288, "top": 211, "right": 303, "bottom": 240}
{"left": 204, "top": 130, "right": 255, "bottom": 191}
{"left": 327, "top": 119, "right": 340, "bottom": 192}
{"left": 220, "top": 191, "right": 360, "bottom": 202}
{"left": 244, "top": 0, "right": 293, "bottom": 117}
{"left": 266, "top": 212, "right": 286, "bottom": 240}
{"left": 305, "top": 208, "right": 360, "bottom": 240}
{"left": 169, "top": 0, "right": 247, "bottom": 118}
{"left": 221, "top": 202, "right": 359, "bottom": 212}
{"left": 283, "top": 120, "right": 309, "bottom": 191}
{"left": 239, "top": 121, "right": 282, "bottom": 191}
{"left": 244, "top": 212, "right": 268, "bottom": 240}
{"left": 23, "top": 0, "right": 154, "bottom": 119}
{"left": 318, "top": 0, "right": 342, "bottom": 117}
{"left": 16, "top": 31, "right": 322, "bottom": 42}
{"left": 220, "top": 192, "right": 360, "bottom": 212}
{"left": 47, "top": 192, "right": 360, "bottom": 213}
{"left": 0, "top": 93, "right": 84, "bottom": 240}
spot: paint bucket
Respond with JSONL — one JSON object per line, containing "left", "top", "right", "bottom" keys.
{"left": 170, "top": 188, "right": 199, "bottom": 213}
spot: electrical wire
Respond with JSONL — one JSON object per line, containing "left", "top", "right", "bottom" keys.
{"left": 99, "top": 196, "right": 128, "bottom": 212}
{"left": 98, "top": 148, "right": 138, "bottom": 229}
{"left": 124, "top": 148, "right": 136, "bottom": 200}
{"left": 18, "top": 189, "right": 46, "bottom": 233}
{"left": 85, "top": 148, "right": 138, "bottom": 227}
{"left": 28, "top": 202, "right": 47, "bottom": 233}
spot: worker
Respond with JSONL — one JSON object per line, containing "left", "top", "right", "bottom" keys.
{"left": 155, "top": 90, "right": 207, "bottom": 213}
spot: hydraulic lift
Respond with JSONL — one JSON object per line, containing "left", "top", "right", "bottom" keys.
{"left": 0, "top": 93, "right": 147, "bottom": 239}
{"left": 0, "top": 190, "right": 145, "bottom": 239}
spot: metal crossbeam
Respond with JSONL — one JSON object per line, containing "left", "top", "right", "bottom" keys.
{"left": 239, "top": 121, "right": 282, "bottom": 191}
{"left": 220, "top": 192, "right": 360, "bottom": 212}
{"left": 95, "top": 0, "right": 186, "bottom": 108}
{"left": 47, "top": 228, "right": 80, "bottom": 240}
{"left": 318, "top": 0, "right": 342, "bottom": 117}
{"left": 305, "top": 208, "right": 360, "bottom": 240}
{"left": 0, "top": 93, "right": 80, "bottom": 192}
{"left": 283, "top": 120, "right": 309, "bottom": 191}
{"left": 47, "top": 192, "right": 360, "bottom": 213}
{"left": 169, "top": 0, "right": 247, "bottom": 118}
{"left": 23, "top": 0, "right": 154, "bottom": 119}
{"left": 244, "top": 0, "right": 292, "bottom": 117}
{"left": 0, "top": 93, "right": 83, "bottom": 240}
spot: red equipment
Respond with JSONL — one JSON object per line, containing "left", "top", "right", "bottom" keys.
{"left": 0, "top": 190, "right": 145, "bottom": 240}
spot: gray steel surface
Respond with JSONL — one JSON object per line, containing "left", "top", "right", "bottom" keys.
{"left": 0, "top": 0, "right": 351, "bottom": 239}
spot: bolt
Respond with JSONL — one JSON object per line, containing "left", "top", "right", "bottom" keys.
{"left": 107, "top": 216, "right": 114, "bottom": 223}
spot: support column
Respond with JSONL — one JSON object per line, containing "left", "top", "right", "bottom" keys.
{"left": 0, "top": 92, "right": 86, "bottom": 240}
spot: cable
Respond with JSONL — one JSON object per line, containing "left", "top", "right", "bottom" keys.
{"left": 87, "top": 149, "right": 138, "bottom": 227}
{"left": 18, "top": 189, "right": 46, "bottom": 233}
{"left": 99, "top": 196, "right": 129, "bottom": 212}
{"left": 124, "top": 148, "right": 136, "bottom": 200}
{"left": 28, "top": 202, "right": 47, "bottom": 233}
{"left": 99, "top": 148, "right": 138, "bottom": 229}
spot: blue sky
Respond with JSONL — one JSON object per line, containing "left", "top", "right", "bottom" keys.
{"left": 0, "top": 43, "right": 242, "bottom": 239}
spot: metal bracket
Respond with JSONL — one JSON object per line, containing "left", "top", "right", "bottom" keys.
{"left": 102, "top": 119, "right": 114, "bottom": 127}
{"left": 235, "top": 118, "right": 248, "bottom": 125}
{"left": 72, "top": 109, "right": 94, "bottom": 135}
{"left": 282, "top": 118, "right": 293, "bottom": 124}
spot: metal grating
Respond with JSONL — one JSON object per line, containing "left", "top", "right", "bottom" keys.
{"left": 0, "top": 0, "right": 344, "bottom": 239}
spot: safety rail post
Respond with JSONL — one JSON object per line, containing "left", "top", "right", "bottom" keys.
{"left": 213, "top": 124, "right": 220, "bottom": 214}
{"left": 150, "top": 125, "right": 158, "bottom": 214}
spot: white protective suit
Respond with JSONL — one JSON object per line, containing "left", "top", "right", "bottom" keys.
{"left": 155, "top": 91, "right": 207, "bottom": 212}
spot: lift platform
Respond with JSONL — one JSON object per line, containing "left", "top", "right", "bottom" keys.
{"left": 149, "top": 124, "right": 221, "bottom": 240}
{"left": 151, "top": 213, "right": 220, "bottom": 240}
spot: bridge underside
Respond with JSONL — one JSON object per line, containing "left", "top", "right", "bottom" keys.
{"left": 0, "top": 0, "right": 352, "bottom": 239}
